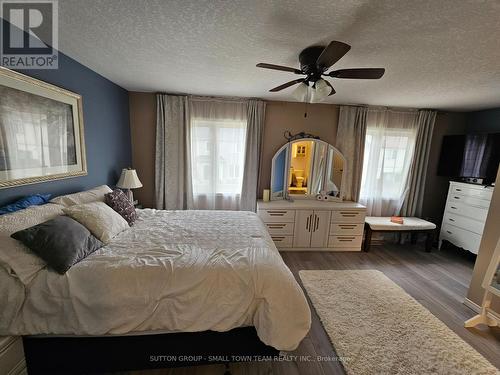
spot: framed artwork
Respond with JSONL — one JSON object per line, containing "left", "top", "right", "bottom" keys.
{"left": 0, "top": 67, "right": 86, "bottom": 189}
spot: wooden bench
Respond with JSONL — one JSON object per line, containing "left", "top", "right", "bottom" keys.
{"left": 364, "top": 217, "right": 436, "bottom": 252}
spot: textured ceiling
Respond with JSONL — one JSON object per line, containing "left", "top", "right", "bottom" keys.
{"left": 56, "top": 0, "right": 500, "bottom": 111}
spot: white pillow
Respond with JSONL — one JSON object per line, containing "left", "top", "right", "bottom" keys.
{"left": 63, "top": 202, "right": 128, "bottom": 243}
{"left": 50, "top": 185, "right": 112, "bottom": 207}
{"left": 0, "top": 203, "right": 65, "bottom": 284}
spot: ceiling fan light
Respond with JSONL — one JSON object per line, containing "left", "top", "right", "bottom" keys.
{"left": 292, "top": 82, "right": 309, "bottom": 102}
{"left": 311, "top": 79, "right": 330, "bottom": 102}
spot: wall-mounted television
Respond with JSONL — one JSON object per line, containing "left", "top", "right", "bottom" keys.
{"left": 437, "top": 133, "right": 500, "bottom": 184}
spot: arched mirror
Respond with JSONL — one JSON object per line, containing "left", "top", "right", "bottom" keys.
{"left": 270, "top": 138, "right": 346, "bottom": 201}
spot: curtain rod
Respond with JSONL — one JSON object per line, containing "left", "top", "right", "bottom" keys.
{"left": 156, "top": 92, "right": 265, "bottom": 102}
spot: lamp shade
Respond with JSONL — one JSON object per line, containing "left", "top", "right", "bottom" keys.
{"left": 310, "top": 79, "right": 330, "bottom": 103}
{"left": 116, "top": 168, "right": 143, "bottom": 189}
{"left": 292, "top": 82, "right": 310, "bottom": 102}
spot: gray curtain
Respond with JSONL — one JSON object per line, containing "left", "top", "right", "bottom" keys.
{"left": 336, "top": 106, "right": 368, "bottom": 202}
{"left": 155, "top": 94, "right": 193, "bottom": 209}
{"left": 240, "top": 99, "right": 266, "bottom": 211}
{"left": 400, "top": 110, "right": 436, "bottom": 217}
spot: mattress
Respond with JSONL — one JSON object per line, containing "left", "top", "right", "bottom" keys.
{"left": 0, "top": 209, "right": 311, "bottom": 351}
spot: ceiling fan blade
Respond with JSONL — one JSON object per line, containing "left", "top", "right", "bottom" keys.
{"left": 269, "top": 79, "right": 304, "bottom": 92}
{"left": 324, "top": 80, "right": 336, "bottom": 95}
{"left": 316, "top": 41, "right": 351, "bottom": 69}
{"left": 329, "top": 68, "right": 385, "bottom": 79}
{"left": 256, "top": 63, "right": 302, "bottom": 74}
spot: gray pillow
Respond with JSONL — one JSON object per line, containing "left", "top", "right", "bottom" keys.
{"left": 11, "top": 216, "right": 103, "bottom": 274}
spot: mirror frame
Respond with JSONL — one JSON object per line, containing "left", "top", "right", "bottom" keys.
{"left": 270, "top": 138, "right": 347, "bottom": 202}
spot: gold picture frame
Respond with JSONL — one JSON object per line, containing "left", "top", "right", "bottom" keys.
{"left": 0, "top": 67, "right": 87, "bottom": 189}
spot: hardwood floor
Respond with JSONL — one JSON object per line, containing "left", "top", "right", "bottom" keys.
{"left": 125, "top": 244, "right": 500, "bottom": 375}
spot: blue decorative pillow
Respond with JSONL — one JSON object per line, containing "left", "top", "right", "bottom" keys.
{"left": 0, "top": 194, "right": 52, "bottom": 215}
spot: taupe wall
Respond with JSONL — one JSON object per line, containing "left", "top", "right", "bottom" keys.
{"left": 467, "top": 167, "right": 500, "bottom": 311}
{"left": 129, "top": 92, "right": 156, "bottom": 208}
{"left": 421, "top": 112, "right": 467, "bottom": 223}
{"left": 128, "top": 94, "right": 467, "bottom": 225}
{"left": 128, "top": 96, "right": 339, "bottom": 206}
{"left": 258, "top": 101, "right": 339, "bottom": 197}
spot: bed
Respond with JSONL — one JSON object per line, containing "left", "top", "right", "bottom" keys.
{"left": 0, "top": 205, "right": 311, "bottom": 373}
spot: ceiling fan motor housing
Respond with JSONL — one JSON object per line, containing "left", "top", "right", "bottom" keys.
{"left": 299, "top": 46, "right": 326, "bottom": 83}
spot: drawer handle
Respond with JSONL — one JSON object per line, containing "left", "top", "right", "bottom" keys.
{"left": 449, "top": 218, "right": 455, "bottom": 222}
{"left": 454, "top": 196, "right": 460, "bottom": 199}
{"left": 339, "top": 239, "right": 353, "bottom": 242}
{"left": 267, "top": 224, "right": 285, "bottom": 228}
{"left": 337, "top": 236, "right": 355, "bottom": 240}
{"left": 456, "top": 188, "right": 462, "bottom": 191}
{"left": 268, "top": 211, "right": 287, "bottom": 216}
{"left": 339, "top": 225, "right": 356, "bottom": 228}
{"left": 272, "top": 237, "right": 285, "bottom": 241}
{"left": 446, "top": 230, "right": 452, "bottom": 234}
{"left": 451, "top": 206, "right": 457, "bottom": 209}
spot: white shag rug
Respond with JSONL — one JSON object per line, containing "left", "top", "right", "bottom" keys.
{"left": 299, "top": 270, "right": 499, "bottom": 375}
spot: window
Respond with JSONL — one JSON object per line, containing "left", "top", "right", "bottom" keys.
{"left": 190, "top": 118, "right": 247, "bottom": 208}
{"left": 359, "top": 110, "right": 418, "bottom": 216}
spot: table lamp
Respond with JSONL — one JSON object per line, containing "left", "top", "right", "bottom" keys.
{"left": 116, "top": 168, "right": 142, "bottom": 202}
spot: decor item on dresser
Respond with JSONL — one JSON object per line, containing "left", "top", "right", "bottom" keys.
{"left": 439, "top": 181, "right": 494, "bottom": 254}
{"left": 105, "top": 189, "right": 137, "bottom": 225}
{"left": 0, "top": 67, "right": 86, "bottom": 189}
{"left": 116, "top": 168, "right": 143, "bottom": 202}
{"left": 270, "top": 137, "right": 346, "bottom": 201}
{"left": 258, "top": 200, "right": 366, "bottom": 251}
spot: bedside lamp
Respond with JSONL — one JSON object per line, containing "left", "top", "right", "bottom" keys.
{"left": 116, "top": 168, "right": 142, "bottom": 202}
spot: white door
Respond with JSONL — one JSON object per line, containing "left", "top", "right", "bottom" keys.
{"left": 310, "top": 211, "right": 331, "bottom": 248}
{"left": 293, "top": 210, "right": 313, "bottom": 247}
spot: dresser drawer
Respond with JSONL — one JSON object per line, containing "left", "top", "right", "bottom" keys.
{"left": 270, "top": 235, "right": 293, "bottom": 248}
{"left": 265, "top": 222, "right": 294, "bottom": 235}
{"left": 329, "top": 223, "right": 364, "bottom": 235}
{"left": 328, "top": 235, "right": 363, "bottom": 249}
{"left": 258, "top": 209, "right": 295, "bottom": 223}
{"left": 450, "top": 184, "right": 493, "bottom": 201}
{"left": 449, "top": 194, "right": 491, "bottom": 209}
{"left": 445, "top": 201, "right": 488, "bottom": 221}
{"left": 440, "top": 224, "right": 482, "bottom": 254}
{"left": 331, "top": 210, "right": 365, "bottom": 223}
{"left": 442, "top": 213, "right": 485, "bottom": 235}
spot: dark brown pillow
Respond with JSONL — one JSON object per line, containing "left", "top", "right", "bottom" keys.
{"left": 105, "top": 189, "right": 137, "bottom": 226}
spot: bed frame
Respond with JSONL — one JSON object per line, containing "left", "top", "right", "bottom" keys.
{"left": 23, "top": 327, "right": 279, "bottom": 374}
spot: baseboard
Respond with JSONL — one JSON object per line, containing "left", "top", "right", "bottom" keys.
{"left": 463, "top": 297, "right": 500, "bottom": 322}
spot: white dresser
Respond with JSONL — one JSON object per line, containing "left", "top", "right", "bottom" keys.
{"left": 439, "top": 181, "right": 494, "bottom": 254}
{"left": 0, "top": 337, "right": 26, "bottom": 375}
{"left": 257, "top": 200, "right": 366, "bottom": 251}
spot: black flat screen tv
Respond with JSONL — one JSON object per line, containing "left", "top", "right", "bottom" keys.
{"left": 437, "top": 133, "right": 500, "bottom": 184}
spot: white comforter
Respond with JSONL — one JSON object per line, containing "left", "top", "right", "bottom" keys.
{"left": 1, "top": 209, "right": 311, "bottom": 351}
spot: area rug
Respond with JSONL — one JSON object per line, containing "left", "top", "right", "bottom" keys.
{"left": 299, "top": 270, "right": 499, "bottom": 375}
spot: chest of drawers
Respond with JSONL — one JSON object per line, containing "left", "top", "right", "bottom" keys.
{"left": 439, "top": 181, "right": 494, "bottom": 254}
{"left": 257, "top": 200, "right": 366, "bottom": 251}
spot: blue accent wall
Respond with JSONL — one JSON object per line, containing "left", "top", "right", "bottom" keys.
{"left": 0, "top": 48, "right": 131, "bottom": 206}
{"left": 466, "top": 108, "right": 500, "bottom": 134}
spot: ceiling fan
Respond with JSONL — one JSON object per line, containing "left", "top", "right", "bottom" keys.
{"left": 256, "top": 41, "right": 385, "bottom": 102}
